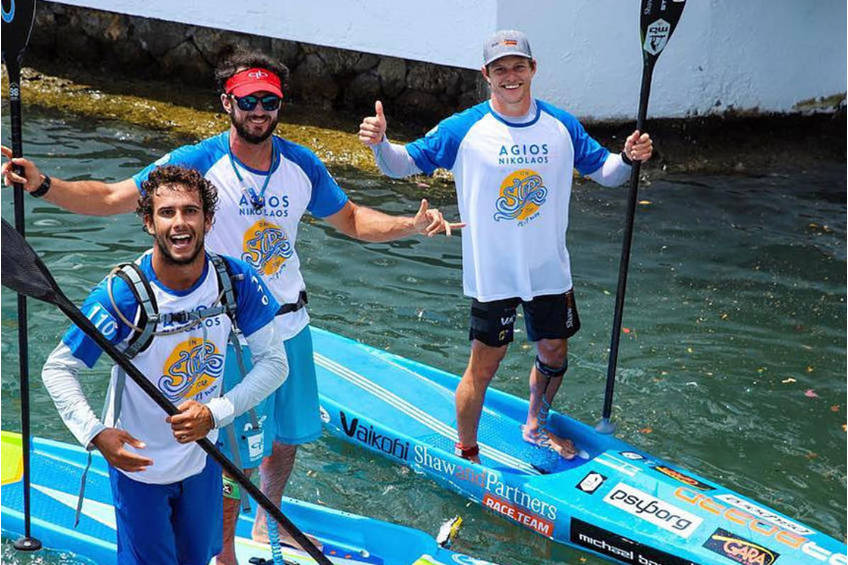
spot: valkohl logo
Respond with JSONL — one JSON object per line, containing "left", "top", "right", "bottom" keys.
{"left": 340, "top": 411, "right": 409, "bottom": 461}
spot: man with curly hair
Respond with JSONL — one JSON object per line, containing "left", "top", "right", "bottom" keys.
{"left": 40, "top": 165, "right": 286, "bottom": 565}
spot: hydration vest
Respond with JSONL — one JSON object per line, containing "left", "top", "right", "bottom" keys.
{"left": 75, "top": 254, "right": 259, "bottom": 525}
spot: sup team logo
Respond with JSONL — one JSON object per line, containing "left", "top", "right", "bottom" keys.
{"left": 242, "top": 219, "right": 293, "bottom": 277}
{"left": 493, "top": 169, "right": 547, "bottom": 225}
{"left": 158, "top": 337, "right": 224, "bottom": 401}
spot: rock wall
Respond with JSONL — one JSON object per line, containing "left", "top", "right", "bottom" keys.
{"left": 29, "top": 2, "right": 488, "bottom": 122}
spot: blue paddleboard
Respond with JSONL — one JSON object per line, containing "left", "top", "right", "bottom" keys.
{"left": 313, "top": 328, "right": 847, "bottom": 565}
{"left": 0, "top": 432, "right": 499, "bottom": 565}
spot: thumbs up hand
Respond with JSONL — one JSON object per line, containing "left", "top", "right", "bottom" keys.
{"left": 358, "top": 100, "right": 388, "bottom": 146}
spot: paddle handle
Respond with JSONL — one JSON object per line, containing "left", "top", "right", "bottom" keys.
{"left": 601, "top": 56, "right": 656, "bottom": 425}
{"left": 53, "top": 298, "right": 332, "bottom": 565}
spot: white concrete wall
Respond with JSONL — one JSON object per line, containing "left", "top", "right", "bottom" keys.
{"left": 499, "top": 0, "right": 848, "bottom": 119}
{"left": 57, "top": 0, "right": 847, "bottom": 119}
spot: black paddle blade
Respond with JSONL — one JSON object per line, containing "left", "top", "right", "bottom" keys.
{"left": 640, "top": 0, "right": 685, "bottom": 59}
{"left": 1, "top": 0, "right": 37, "bottom": 68}
{"left": 1, "top": 218, "right": 65, "bottom": 304}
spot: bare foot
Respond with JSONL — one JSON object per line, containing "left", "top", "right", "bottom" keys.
{"left": 522, "top": 425, "right": 577, "bottom": 460}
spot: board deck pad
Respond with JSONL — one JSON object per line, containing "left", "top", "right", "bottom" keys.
{"left": 313, "top": 327, "right": 848, "bottom": 565}
{"left": 314, "top": 345, "right": 579, "bottom": 477}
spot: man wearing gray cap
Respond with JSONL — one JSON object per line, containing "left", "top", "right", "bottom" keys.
{"left": 358, "top": 30, "right": 653, "bottom": 463}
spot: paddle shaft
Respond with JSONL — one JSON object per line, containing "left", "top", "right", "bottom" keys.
{"left": 601, "top": 55, "right": 656, "bottom": 423}
{"left": 50, "top": 296, "right": 332, "bottom": 565}
{"left": 6, "top": 55, "right": 38, "bottom": 544}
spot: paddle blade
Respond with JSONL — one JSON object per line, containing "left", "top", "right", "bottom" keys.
{"left": 1, "top": 218, "right": 64, "bottom": 304}
{"left": 1, "top": 0, "right": 37, "bottom": 68}
{"left": 640, "top": 0, "right": 686, "bottom": 60}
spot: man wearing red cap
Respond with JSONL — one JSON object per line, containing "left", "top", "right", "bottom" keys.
{"left": 2, "top": 48, "right": 457, "bottom": 564}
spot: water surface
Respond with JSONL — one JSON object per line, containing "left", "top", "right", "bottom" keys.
{"left": 2, "top": 107, "right": 845, "bottom": 564}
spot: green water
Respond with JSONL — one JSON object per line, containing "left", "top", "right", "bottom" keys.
{"left": 2, "top": 107, "right": 845, "bottom": 564}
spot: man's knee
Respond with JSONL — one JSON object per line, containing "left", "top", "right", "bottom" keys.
{"left": 468, "top": 340, "right": 508, "bottom": 381}
{"left": 536, "top": 339, "right": 567, "bottom": 368}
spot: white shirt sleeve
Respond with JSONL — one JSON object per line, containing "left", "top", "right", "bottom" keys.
{"left": 587, "top": 152, "right": 632, "bottom": 187}
{"left": 41, "top": 342, "right": 107, "bottom": 449}
{"left": 371, "top": 137, "right": 423, "bottom": 178}
{"left": 205, "top": 323, "right": 286, "bottom": 428}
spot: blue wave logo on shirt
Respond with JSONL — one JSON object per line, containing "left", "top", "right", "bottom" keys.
{"left": 242, "top": 220, "right": 293, "bottom": 276}
{"left": 158, "top": 338, "right": 224, "bottom": 401}
{"left": 493, "top": 169, "right": 547, "bottom": 223}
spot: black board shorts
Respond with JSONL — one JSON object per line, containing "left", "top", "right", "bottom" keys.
{"left": 469, "top": 289, "right": 581, "bottom": 347}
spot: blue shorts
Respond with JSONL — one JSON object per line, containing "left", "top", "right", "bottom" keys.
{"left": 109, "top": 457, "right": 222, "bottom": 565}
{"left": 274, "top": 325, "right": 322, "bottom": 444}
{"left": 217, "top": 326, "right": 321, "bottom": 462}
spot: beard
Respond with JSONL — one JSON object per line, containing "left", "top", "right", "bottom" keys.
{"left": 231, "top": 111, "right": 280, "bottom": 144}
{"left": 153, "top": 229, "right": 205, "bottom": 266}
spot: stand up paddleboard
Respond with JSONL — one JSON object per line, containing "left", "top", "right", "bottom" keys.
{"left": 0, "top": 432, "right": 498, "bottom": 565}
{"left": 313, "top": 328, "right": 847, "bottom": 565}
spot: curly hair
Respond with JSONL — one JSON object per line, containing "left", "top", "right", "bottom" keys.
{"left": 136, "top": 165, "right": 218, "bottom": 228}
{"left": 214, "top": 48, "right": 290, "bottom": 94}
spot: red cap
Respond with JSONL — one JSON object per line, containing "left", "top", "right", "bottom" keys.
{"left": 225, "top": 68, "right": 283, "bottom": 97}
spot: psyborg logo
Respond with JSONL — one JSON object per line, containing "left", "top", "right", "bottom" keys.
{"left": 603, "top": 483, "right": 701, "bottom": 538}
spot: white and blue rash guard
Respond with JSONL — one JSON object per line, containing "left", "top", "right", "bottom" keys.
{"left": 403, "top": 99, "right": 628, "bottom": 302}
{"left": 133, "top": 132, "right": 349, "bottom": 340}
{"left": 45, "top": 252, "right": 283, "bottom": 484}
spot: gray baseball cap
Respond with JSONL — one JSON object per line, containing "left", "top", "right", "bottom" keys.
{"left": 483, "top": 30, "right": 532, "bottom": 66}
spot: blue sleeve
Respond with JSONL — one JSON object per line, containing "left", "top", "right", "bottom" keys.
{"left": 540, "top": 102, "right": 609, "bottom": 175}
{"left": 405, "top": 106, "right": 484, "bottom": 175}
{"left": 226, "top": 258, "right": 280, "bottom": 337}
{"left": 132, "top": 135, "right": 226, "bottom": 193}
{"left": 277, "top": 140, "right": 348, "bottom": 218}
{"left": 61, "top": 277, "right": 137, "bottom": 368}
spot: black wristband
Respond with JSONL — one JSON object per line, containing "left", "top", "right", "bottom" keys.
{"left": 31, "top": 174, "right": 51, "bottom": 198}
{"left": 620, "top": 151, "right": 633, "bottom": 166}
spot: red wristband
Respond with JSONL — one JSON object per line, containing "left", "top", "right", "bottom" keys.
{"left": 454, "top": 442, "right": 479, "bottom": 460}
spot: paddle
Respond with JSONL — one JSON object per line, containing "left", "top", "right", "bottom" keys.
{"left": 0, "top": 220, "right": 332, "bottom": 565}
{"left": 2, "top": 0, "right": 41, "bottom": 552}
{"left": 597, "top": 0, "right": 687, "bottom": 434}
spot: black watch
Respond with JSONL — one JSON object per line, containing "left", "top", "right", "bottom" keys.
{"left": 31, "top": 174, "right": 51, "bottom": 198}
{"left": 620, "top": 151, "right": 633, "bottom": 166}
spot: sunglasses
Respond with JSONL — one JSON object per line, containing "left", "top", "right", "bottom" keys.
{"left": 230, "top": 94, "right": 282, "bottom": 112}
